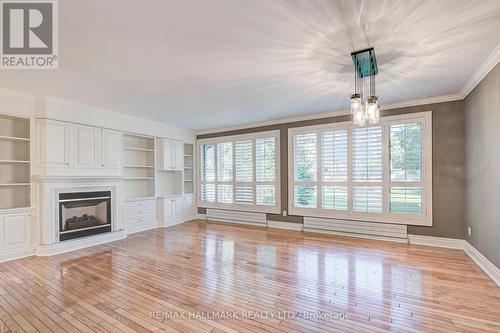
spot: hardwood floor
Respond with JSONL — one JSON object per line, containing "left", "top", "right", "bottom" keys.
{"left": 0, "top": 220, "right": 499, "bottom": 333}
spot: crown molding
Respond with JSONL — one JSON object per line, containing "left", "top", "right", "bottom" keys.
{"left": 460, "top": 43, "right": 500, "bottom": 98}
{"left": 196, "top": 93, "right": 462, "bottom": 135}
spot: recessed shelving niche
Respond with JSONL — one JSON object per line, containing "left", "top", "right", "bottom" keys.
{"left": 123, "top": 134, "right": 155, "bottom": 199}
{"left": 183, "top": 143, "right": 194, "bottom": 194}
{"left": 0, "top": 115, "right": 31, "bottom": 209}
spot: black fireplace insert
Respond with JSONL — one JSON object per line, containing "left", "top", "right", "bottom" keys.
{"left": 59, "top": 191, "right": 112, "bottom": 241}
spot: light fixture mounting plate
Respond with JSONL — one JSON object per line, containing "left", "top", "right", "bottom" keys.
{"left": 351, "top": 47, "right": 378, "bottom": 78}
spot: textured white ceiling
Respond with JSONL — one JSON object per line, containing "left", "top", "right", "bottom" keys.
{"left": 1, "top": 0, "right": 500, "bottom": 130}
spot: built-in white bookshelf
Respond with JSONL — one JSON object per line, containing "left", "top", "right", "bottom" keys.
{"left": 183, "top": 143, "right": 194, "bottom": 194}
{"left": 0, "top": 115, "right": 31, "bottom": 209}
{"left": 123, "top": 134, "right": 155, "bottom": 199}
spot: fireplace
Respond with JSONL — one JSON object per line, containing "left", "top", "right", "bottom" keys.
{"left": 59, "top": 191, "right": 112, "bottom": 241}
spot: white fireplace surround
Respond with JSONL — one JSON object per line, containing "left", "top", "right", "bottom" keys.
{"left": 36, "top": 176, "right": 126, "bottom": 256}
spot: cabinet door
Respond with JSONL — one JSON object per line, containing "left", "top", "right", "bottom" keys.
{"left": 162, "top": 139, "right": 174, "bottom": 170}
{"left": 39, "top": 119, "right": 69, "bottom": 168}
{"left": 175, "top": 141, "right": 184, "bottom": 170}
{"left": 101, "top": 129, "right": 122, "bottom": 169}
{"left": 2, "top": 213, "right": 31, "bottom": 251}
{"left": 164, "top": 199, "right": 174, "bottom": 217}
{"left": 174, "top": 198, "right": 184, "bottom": 216}
{"left": 72, "top": 124, "right": 99, "bottom": 168}
{"left": 183, "top": 195, "right": 193, "bottom": 214}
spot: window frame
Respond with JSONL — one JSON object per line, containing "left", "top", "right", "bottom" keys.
{"left": 197, "top": 130, "right": 280, "bottom": 214}
{"left": 288, "top": 111, "right": 432, "bottom": 226}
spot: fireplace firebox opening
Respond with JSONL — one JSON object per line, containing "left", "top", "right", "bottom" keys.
{"left": 59, "top": 191, "right": 112, "bottom": 241}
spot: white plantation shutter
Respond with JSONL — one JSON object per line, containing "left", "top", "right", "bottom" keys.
{"left": 289, "top": 112, "right": 431, "bottom": 225}
{"left": 200, "top": 144, "right": 215, "bottom": 202}
{"left": 353, "top": 186, "right": 383, "bottom": 213}
{"left": 198, "top": 131, "right": 279, "bottom": 212}
{"left": 352, "top": 126, "right": 383, "bottom": 213}
{"left": 321, "top": 130, "right": 348, "bottom": 182}
{"left": 320, "top": 130, "right": 348, "bottom": 211}
{"left": 352, "top": 127, "right": 382, "bottom": 181}
{"left": 235, "top": 140, "right": 253, "bottom": 205}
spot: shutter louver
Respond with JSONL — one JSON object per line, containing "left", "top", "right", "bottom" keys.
{"left": 353, "top": 127, "right": 382, "bottom": 181}
{"left": 321, "top": 130, "right": 348, "bottom": 182}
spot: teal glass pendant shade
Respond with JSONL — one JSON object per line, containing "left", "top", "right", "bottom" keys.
{"left": 351, "top": 47, "right": 378, "bottom": 78}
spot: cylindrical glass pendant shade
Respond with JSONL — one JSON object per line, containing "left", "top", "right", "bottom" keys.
{"left": 350, "top": 94, "right": 361, "bottom": 115}
{"left": 366, "top": 96, "right": 379, "bottom": 124}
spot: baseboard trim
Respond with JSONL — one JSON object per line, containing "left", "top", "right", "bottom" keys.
{"left": 304, "top": 228, "right": 409, "bottom": 243}
{"left": 407, "top": 235, "right": 465, "bottom": 249}
{"left": 184, "top": 213, "right": 206, "bottom": 221}
{"left": 206, "top": 218, "right": 265, "bottom": 227}
{"left": 267, "top": 220, "right": 303, "bottom": 231}
{"left": 0, "top": 246, "right": 36, "bottom": 263}
{"left": 126, "top": 223, "right": 157, "bottom": 235}
{"left": 464, "top": 242, "right": 500, "bottom": 287}
{"left": 36, "top": 230, "right": 126, "bottom": 257}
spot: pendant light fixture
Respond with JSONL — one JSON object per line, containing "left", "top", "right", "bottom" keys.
{"left": 350, "top": 47, "right": 380, "bottom": 126}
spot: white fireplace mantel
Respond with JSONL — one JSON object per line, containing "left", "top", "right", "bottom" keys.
{"left": 36, "top": 176, "right": 125, "bottom": 255}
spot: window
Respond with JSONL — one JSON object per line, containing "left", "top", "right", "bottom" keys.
{"left": 198, "top": 131, "right": 280, "bottom": 213}
{"left": 289, "top": 111, "right": 432, "bottom": 226}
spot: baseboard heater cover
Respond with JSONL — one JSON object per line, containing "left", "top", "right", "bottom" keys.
{"left": 303, "top": 217, "right": 408, "bottom": 240}
{"left": 206, "top": 209, "right": 267, "bottom": 226}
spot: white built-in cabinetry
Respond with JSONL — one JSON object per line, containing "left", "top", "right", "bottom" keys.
{"left": 123, "top": 134, "right": 156, "bottom": 233}
{"left": 158, "top": 138, "right": 184, "bottom": 170}
{"left": 123, "top": 133, "right": 155, "bottom": 198}
{"left": 124, "top": 198, "right": 155, "bottom": 234}
{"left": 0, "top": 114, "right": 34, "bottom": 261}
{"left": 156, "top": 141, "right": 195, "bottom": 225}
{"left": 37, "top": 119, "right": 123, "bottom": 176}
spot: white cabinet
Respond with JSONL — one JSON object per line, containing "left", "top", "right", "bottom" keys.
{"left": 159, "top": 195, "right": 193, "bottom": 227}
{"left": 183, "top": 194, "right": 194, "bottom": 215}
{"left": 38, "top": 119, "right": 70, "bottom": 168}
{"left": 159, "top": 139, "right": 183, "bottom": 170}
{"left": 72, "top": 124, "right": 99, "bottom": 169}
{"left": 101, "top": 128, "right": 122, "bottom": 169}
{"left": 37, "top": 119, "right": 123, "bottom": 176}
{"left": 0, "top": 210, "right": 33, "bottom": 260}
{"left": 125, "top": 199, "right": 155, "bottom": 234}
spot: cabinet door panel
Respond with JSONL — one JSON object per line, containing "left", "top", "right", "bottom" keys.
{"left": 162, "top": 139, "right": 174, "bottom": 170}
{"left": 39, "top": 119, "right": 69, "bottom": 168}
{"left": 73, "top": 125, "right": 99, "bottom": 168}
{"left": 101, "top": 129, "right": 122, "bottom": 169}
{"left": 175, "top": 141, "right": 184, "bottom": 170}
{"left": 175, "top": 198, "right": 184, "bottom": 215}
{"left": 3, "top": 213, "right": 31, "bottom": 250}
